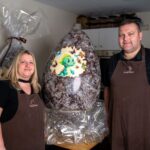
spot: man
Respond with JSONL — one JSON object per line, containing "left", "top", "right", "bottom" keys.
{"left": 103, "top": 17, "right": 150, "bottom": 150}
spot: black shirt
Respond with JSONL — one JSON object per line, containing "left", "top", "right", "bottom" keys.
{"left": 0, "top": 80, "right": 18, "bottom": 123}
{"left": 103, "top": 46, "right": 150, "bottom": 87}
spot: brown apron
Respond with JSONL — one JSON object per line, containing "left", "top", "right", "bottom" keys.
{"left": 110, "top": 50, "right": 150, "bottom": 150}
{"left": 2, "top": 92, "right": 45, "bottom": 150}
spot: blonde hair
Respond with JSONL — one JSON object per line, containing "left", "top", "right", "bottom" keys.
{"left": 6, "top": 50, "right": 41, "bottom": 93}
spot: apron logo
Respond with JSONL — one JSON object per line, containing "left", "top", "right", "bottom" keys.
{"left": 29, "top": 99, "right": 38, "bottom": 107}
{"left": 123, "top": 66, "right": 135, "bottom": 74}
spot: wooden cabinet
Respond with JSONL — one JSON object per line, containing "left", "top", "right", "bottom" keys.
{"left": 83, "top": 28, "right": 120, "bottom": 50}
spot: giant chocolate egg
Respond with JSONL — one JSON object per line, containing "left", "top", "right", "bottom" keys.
{"left": 42, "top": 28, "right": 101, "bottom": 110}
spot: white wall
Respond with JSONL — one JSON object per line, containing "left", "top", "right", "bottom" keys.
{"left": 137, "top": 11, "right": 150, "bottom": 48}
{"left": 1, "top": 0, "right": 77, "bottom": 78}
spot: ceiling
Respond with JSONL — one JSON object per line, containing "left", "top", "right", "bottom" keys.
{"left": 36, "top": 0, "right": 150, "bottom": 17}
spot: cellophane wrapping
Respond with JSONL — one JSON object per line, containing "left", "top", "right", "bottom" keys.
{"left": 0, "top": 4, "right": 40, "bottom": 68}
{"left": 45, "top": 101, "right": 108, "bottom": 144}
{"left": 43, "top": 26, "right": 108, "bottom": 145}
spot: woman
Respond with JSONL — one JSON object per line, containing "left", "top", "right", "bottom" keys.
{"left": 0, "top": 50, "right": 45, "bottom": 150}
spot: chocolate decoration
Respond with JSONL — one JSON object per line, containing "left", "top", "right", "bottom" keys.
{"left": 42, "top": 28, "right": 101, "bottom": 111}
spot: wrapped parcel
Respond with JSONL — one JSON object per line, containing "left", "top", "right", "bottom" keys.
{"left": 42, "top": 27, "right": 108, "bottom": 148}
{"left": 0, "top": 5, "right": 40, "bottom": 69}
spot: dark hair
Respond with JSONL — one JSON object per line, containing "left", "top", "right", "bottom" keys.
{"left": 119, "top": 17, "right": 143, "bottom": 31}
